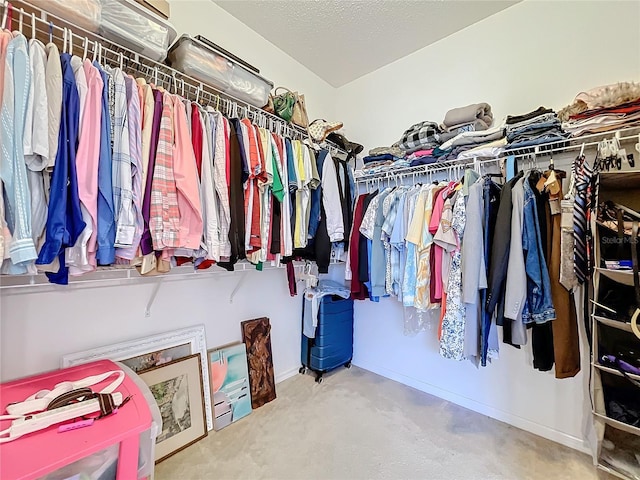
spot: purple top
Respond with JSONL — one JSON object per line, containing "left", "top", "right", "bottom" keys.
{"left": 139, "top": 89, "right": 164, "bottom": 255}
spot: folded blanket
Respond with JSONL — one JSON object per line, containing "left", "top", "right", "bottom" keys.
{"left": 398, "top": 120, "right": 442, "bottom": 151}
{"left": 368, "top": 146, "right": 405, "bottom": 158}
{"left": 506, "top": 106, "right": 553, "bottom": 125}
{"left": 442, "top": 103, "right": 493, "bottom": 129}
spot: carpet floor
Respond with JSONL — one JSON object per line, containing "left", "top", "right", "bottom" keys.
{"left": 156, "top": 366, "right": 605, "bottom": 480}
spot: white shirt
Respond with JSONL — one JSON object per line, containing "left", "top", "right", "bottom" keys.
{"left": 320, "top": 151, "right": 344, "bottom": 242}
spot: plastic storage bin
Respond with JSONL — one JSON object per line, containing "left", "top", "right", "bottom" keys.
{"left": 29, "top": 0, "right": 101, "bottom": 32}
{"left": 0, "top": 360, "right": 156, "bottom": 480}
{"left": 99, "top": 0, "right": 177, "bottom": 61}
{"left": 168, "top": 35, "right": 274, "bottom": 107}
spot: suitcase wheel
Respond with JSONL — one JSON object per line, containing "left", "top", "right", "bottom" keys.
{"left": 315, "top": 373, "right": 323, "bottom": 384}
{"left": 299, "top": 366, "right": 307, "bottom": 375}
{"left": 344, "top": 361, "right": 352, "bottom": 369}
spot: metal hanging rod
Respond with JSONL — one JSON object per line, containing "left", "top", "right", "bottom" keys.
{"left": 0, "top": 0, "right": 348, "bottom": 157}
{"left": 355, "top": 126, "right": 640, "bottom": 182}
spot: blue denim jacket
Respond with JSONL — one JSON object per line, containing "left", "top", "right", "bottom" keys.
{"left": 521, "top": 175, "right": 556, "bottom": 323}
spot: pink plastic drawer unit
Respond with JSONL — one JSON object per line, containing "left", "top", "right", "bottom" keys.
{"left": 0, "top": 360, "right": 153, "bottom": 480}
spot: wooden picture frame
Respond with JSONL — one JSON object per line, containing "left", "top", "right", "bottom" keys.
{"left": 61, "top": 325, "right": 213, "bottom": 431}
{"left": 138, "top": 354, "right": 208, "bottom": 463}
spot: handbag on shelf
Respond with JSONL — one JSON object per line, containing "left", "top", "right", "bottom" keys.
{"left": 272, "top": 87, "right": 309, "bottom": 128}
{"left": 263, "top": 94, "right": 275, "bottom": 114}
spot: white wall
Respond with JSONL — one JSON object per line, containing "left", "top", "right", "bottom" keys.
{"left": 0, "top": 0, "right": 333, "bottom": 383}
{"left": 1, "top": 269, "right": 303, "bottom": 382}
{"left": 334, "top": 0, "right": 640, "bottom": 453}
{"left": 168, "top": 0, "right": 336, "bottom": 121}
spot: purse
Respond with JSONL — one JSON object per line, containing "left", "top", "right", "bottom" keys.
{"left": 272, "top": 87, "right": 309, "bottom": 128}
{"left": 263, "top": 94, "right": 275, "bottom": 114}
{"left": 292, "top": 92, "right": 309, "bottom": 128}
{"left": 272, "top": 87, "right": 296, "bottom": 122}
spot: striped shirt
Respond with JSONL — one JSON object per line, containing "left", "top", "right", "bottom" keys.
{"left": 149, "top": 92, "right": 180, "bottom": 250}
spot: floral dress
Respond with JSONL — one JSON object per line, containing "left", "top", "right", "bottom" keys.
{"left": 439, "top": 192, "right": 467, "bottom": 360}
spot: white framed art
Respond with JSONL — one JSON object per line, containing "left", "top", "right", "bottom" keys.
{"left": 61, "top": 325, "right": 213, "bottom": 431}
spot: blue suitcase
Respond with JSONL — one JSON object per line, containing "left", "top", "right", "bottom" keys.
{"left": 300, "top": 295, "right": 354, "bottom": 383}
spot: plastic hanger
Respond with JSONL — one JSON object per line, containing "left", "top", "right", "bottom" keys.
{"left": 1, "top": 3, "right": 8, "bottom": 31}
{"left": 30, "top": 12, "right": 35, "bottom": 40}
{"left": 18, "top": 8, "right": 23, "bottom": 34}
{"left": 83, "top": 37, "right": 88, "bottom": 60}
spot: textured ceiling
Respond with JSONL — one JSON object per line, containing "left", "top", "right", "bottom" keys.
{"left": 214, "top": 0, "right": 519, "bottom": 87}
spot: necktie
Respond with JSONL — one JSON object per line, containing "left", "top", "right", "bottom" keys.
{"left": 573, "top": 155, "right": 592, "bottom": 283}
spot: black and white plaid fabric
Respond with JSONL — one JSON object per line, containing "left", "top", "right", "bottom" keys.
{"left": 397, "top": 121, "right": 442, "bottom": 151}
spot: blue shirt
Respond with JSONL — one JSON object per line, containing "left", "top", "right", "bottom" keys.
{"left": 36, "top": 53, "right": 86, "bottom": 284}
{"left": 94, "top": 62, "right": 115, "bottom": 265}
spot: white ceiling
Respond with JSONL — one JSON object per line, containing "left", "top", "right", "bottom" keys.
{"left": 214, "top": 0, "right": 519, "bottom": 87}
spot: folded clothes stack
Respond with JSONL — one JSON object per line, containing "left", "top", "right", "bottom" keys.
{"left": 505, "top": 107, "right": 567, "bottom": 150}
{"left": 406, "top": 149, "right": 437, "bottom": 166}
{"left": 368, "top": 146, "right": 405, "bottom": 157}
{"left": 362, "top": 153, "right": 402, "bottom": 165}
{"left": 361, "top": 158, "right": 411, "bottom": 175}
{"left": 559, "top": 82, "right": 640, "bottom": 137}
{"left": 439, "top": 102, "right": 493, "bottom": 142}
{"left": 362, "top": 145, "right": 406, "bottom": 165}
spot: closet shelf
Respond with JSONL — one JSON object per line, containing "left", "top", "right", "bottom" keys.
{"left": 593, "top": 315, "right": 635, "bottom": 333}
{"left": 354, "top": 125, "right": 640, "bottom": 183}
{"left": 593, "top": 363, "right": 640, "bottom": 383}
{"left": 592, "top": 412, "right": 640, "bottom": 437}
{"left": 0, "top": 262, "right": 290, "bottom": 294}
{"left": 0, "top": 0, "right": 349, "bottom": 158}
{"left": 596, "top": 267, "right": 639, "bottom": 287}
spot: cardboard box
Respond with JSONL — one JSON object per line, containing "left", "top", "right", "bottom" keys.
{"left": 135, "top": 0, "right": 170, "bottom": 19}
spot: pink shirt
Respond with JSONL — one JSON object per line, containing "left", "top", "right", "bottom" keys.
{"left": 172, "top": 95, "right": 203, "bottom": 250}
{"left": 70, "top": 60, "right": 103, "bottom": 272}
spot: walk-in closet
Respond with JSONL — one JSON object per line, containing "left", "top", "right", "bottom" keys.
{"left": 1, "top": 1, "right": 639, "bottom": 479}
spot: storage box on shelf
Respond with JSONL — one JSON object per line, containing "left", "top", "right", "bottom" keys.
{"left": 0, "top": 360, "right": 159, "bottom": 480}
{"left": 591, "top": 170, "right": 640, "bottom": 480}
{"left": 168, "top": 35, "right": 274, "bottom": 108}
{"left": 99, "top": 0, "right": 176, "bottom": 61}
{"left": 24, "top": 0, "right": 176, "bottom": 61}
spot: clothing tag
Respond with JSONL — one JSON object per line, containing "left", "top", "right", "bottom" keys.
{"left": 549, "top": 197, "right": 561, "bottom": 215}
{"left": 115, "top": 225, "right": 135, "bottom": 246}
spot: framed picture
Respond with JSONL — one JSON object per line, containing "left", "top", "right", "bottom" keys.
{"left": 61, "top": 325, "right": 213, "bottom": 431}
{"left": 138, "top": 354, "right": 208, "bottom": 463}
{"left": 241, "top": 317, "right": 276, "bottom": 409}
{"left": 208, "top": 343, "right": 252, "bottom": 430}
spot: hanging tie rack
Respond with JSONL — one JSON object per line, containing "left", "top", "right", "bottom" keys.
{"left": 0, "top": 0, "right": 348, "bottom": 158}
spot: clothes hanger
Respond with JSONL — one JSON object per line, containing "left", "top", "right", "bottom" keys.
{"left": 83, "top": 37, "right": 88, "bottom": 60}
{"left": 30, "top": 12, "right": 35, "bottom": 40}
{"left": 1, "top": 3, "right": 8, "bottom": 31}
{"left": 18, "top": 8, "right": 23, "bottom": 34}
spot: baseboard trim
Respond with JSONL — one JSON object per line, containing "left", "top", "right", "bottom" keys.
{"left": 355, "top": 359, "right": 590, "bottom": 454}
{"left": 275, "top": 366, "right": 299, "bottom": 385}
